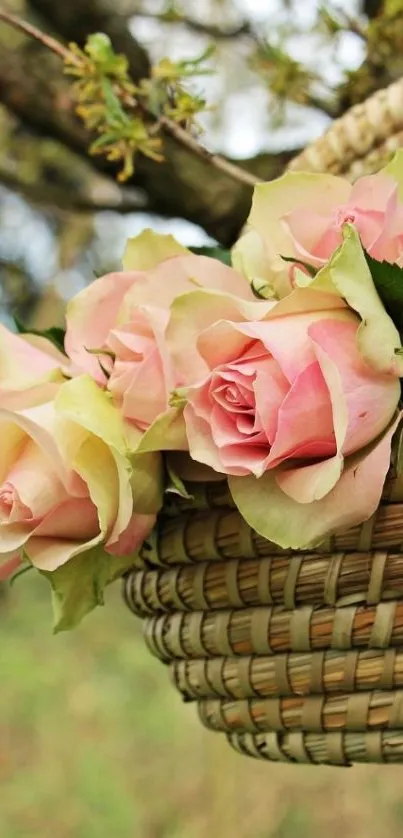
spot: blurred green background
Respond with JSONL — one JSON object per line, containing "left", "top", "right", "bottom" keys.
{"left": 3, "top": 578, "right": 403, "bottom": 838}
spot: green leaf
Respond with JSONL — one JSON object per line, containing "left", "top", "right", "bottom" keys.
{"left": 101, "top": 78, "right": 130, "bottom": 125}
{"left": 90, "top": 132, "right": 120, "bottom": 151}
{"left": 13, "top": 317, "right": 66, "bottom": 354}
{"left": 365, "top": 253, "right": 403, "bottom": 331}
{"left": 137, "top": 408, "right": 188, "bottom": 453}
{"left": 85, "top": 33, "right": 115, "bottom": 64}
{"left": 9, "top": 564, "right": 34, "bottom": 586}
{"left": 40, "top": 545, "right": 136, "bottom": 632}
{"left": 296, "top": 224, "right": 403, "bottom": 375}
{"left": 165, "top": 458, "right": 193, "bottom": 500}
{"left": 189, "top": 246, "right": 231, "bottom": 266}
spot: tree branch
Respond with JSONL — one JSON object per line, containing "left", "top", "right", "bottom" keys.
{"left": 0, "top": 27, "right": 289, "bottom": 244}
{"left": 157, "top": 117, "right": 261, "bottom": 187}
{"left": 0, "top": 10, "right": 260, "bottom": 189}
{"left": 0, "top": 11, "right": 72, "bottom": 61}
{"left": 0, "top": 168, "right": 148, "bottom": 215}
{"left": 340, "top": 10, "right": 368, "bottom": 41}
{"left": 132, "top": 8, "right": 253, "bottom": 40}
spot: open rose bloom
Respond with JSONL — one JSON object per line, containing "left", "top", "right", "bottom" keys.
{"left": 165, "top": 221, "right": 402, "bottom": 547}
{"left": 233, "top": 152, "right": 403, "bottom": 299}
{"left": 0, "top": 352, "right": 162, "bottom": 628}
{"left": 65, "top": 231, "right": 253, "bottom": 431}
{"left": 3, "top": 153, "right": 403, "bottom": 627}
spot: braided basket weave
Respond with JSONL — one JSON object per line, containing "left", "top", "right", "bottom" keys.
{"left": 123, "top": 78, "right": 403, "bottom": 768}
{"left": 123, "top": 472, "right": 403, "bottom": 767}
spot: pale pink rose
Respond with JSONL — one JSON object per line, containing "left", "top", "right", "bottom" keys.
{"left": 0, "top": 324, "right": 66, "bottom": 409}
{"left": 234, "top": 170, "right": 403, "bottom": 299}
{"left": 284, "top": 174, "right": 403, "bottom": 269}
{"left": 0, "top": 387, "right": 155, "bottom": 573}
{"left": 65, "top": 254, "right": 254, "bottom": 430}
{"left": 182, "top": 306, "right": 400, "bottom": 502}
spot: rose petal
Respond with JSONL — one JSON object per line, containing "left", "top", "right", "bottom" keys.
{"left": 253, "top": 358, "right": 290, "bottom": 444}
{"left": 297, "top": 225, "right": 403, "bottom": 376}
{"left": 5, "top": 439, "right": 69, "bottom": 519}
{"left": 123, "top": 229, "right": 188, "bottom": 271}
{"left": 0, "top": 325, "right": 65, "bottom": 391}
{"left": 25, "top": 532, "right": 103, "bottom": 572}
{"left": 0, "top": 552, "right": 23, "bottom": 582}
{"left": 167, "top": 291, "right": 276, "bottom": 382}
{"left": 229, "top": 416, "right": 400, "bottom": 549}
{"left": 183, "top": 404, "right": 236, "bottom": 474}
{"left": 65, "top": 272, "right": 139, "bottom": 381}
{"left": 33, "top": 497, "right": 99, "bottom": 539}
{"left": 309, "top": 319, "right": 400, "bottom": 455}
{"left": 264, "top": 361, "right": 335, "bottom": 469}
{"left": 110, "top": 348, "right": 167, "bottom": 428}
{"left": 238, "top": 172, "right": 351, "bottom": 297}
{"left": 282, "top": 208, "right": 340, "bottom": 266}
{"left": 107, "top": 512, "right": 155, "bottom": 556}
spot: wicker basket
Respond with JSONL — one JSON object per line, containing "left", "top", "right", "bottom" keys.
{"left": 123, "top": 472, "right": 403, "bottom": 767}
{"left": 122, "top": 78, "right": 403, "bottom": 768}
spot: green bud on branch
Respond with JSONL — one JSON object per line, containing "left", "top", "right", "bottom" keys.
{"left": 64, "top": 34, "right": 213, "bottom": 181}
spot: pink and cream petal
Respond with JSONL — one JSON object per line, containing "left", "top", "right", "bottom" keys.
{"left": 229, "top": 417, "right": 400, "bottom": 550}
{"left": 264, "top": 361, "right": 335, "bottom": 469}
{"left": 298, "top": 225, "right": 403, "bottom": 376}
{"left": 25, "top": 532, "right": 104, "bottom": 572}
{"left": 240, "top": 172, "right": 351, "bottom": 296}
{"left": 65, "top": 271, "right": 138, "bottom": 380}
{"left": 137, "top": 408, "right": 188, "bottom": 453}
{"left": 275, "top": 455, "right": 343, "bottom": 504}
{"left": 0, "top": 522, "right": 33, "bottom": 554}
{"left": 106, "top": 512, "right": 156, "bottom": 556}
{"left": 282, "top": 208, "right": 338, "bottom": 265}
{"left": 183, "top": 403, "right": 244, "bottom": 475}
{"left": 5, "top": 439, "right": 69, "bottom": 519}
{"left": 0, "top": 404, "right": 80, "bottom": 495}
{"left": 33, "top": 498, "right": 99, "bottom": 539}
{"left": 167, "top": 290, "right": 276, "bottom": 382}
{"left": 309, "top": 319, "right": 400, "bottom": 455}
{"left": 0, "top": 552, "right": 23, "bottom": 582}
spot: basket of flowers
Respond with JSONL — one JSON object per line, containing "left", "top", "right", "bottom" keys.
{"left": 4, "top": 151, "right": 403, "bottom": 767}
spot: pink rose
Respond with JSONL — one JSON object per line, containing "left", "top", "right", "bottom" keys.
{"left": 65, "top": 250, "right": 253, "bottom": 430}
{"left": 284, "top": 174, "right": 403, "bottom": 268}
{"left": 0, "top": 376, "right": 157, "bottom": 575}
{"left": 167, "top": 271, "right": 401, "bottom": 547}
{"left": 183, "top": 311, "right": 399, "bottom": 490}
{"left": 233, "top": 165, "right": 403, "bottom": 298}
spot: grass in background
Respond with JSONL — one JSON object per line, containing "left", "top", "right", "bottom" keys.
{"left": 2, "top": 576, "right": 403, "bottom": 838}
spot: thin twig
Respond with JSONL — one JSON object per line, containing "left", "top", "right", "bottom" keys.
{"left": 158, "top": 116, "right": 260, "bottom": 186}
{"left": 337, "top": 7, "right": 368, "bottom": 40}
{"left": 132, "top": 8, "right": 252, "bottom": 40}
{"left": 0, "top": 9, "right": 261, "bottom": 188}
{"left": 0, "top": 10, "right": 79, "bottom": 63}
